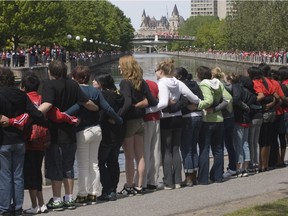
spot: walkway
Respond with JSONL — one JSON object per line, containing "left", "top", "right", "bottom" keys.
{"left": 22, "top": 153, "right": 288, "bottom": 216}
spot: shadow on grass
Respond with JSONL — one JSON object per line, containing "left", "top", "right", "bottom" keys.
{"left": 225, "top": 198, "right": 288, "bottom": 216}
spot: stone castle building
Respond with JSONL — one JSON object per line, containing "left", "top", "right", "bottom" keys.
{"left": 137, "top": 4, "right": 185, "bottom": 37}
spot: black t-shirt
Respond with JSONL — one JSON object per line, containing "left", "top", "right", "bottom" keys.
{"left": 118, "top": 79, "right": 158, "bottom": 120}
{"left": 41, "top": 77, "right": 88, "bottom": 144}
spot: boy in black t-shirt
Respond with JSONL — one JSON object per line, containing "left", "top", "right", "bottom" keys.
{"left": 38, "top": 60, "right": 98, "bottom": 210}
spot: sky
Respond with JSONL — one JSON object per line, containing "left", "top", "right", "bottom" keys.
{"left": 109, "top": 0, "right": 191, "bottom": 30}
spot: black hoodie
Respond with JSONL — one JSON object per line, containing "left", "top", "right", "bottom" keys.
{"left": 100, "top": 89, "right": 125, "bottom": 145}
{"left": 0, "top": 87, "right": 45, "bottom": 145}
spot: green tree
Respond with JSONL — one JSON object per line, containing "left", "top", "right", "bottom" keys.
{"left": 178, "top": 16, "right": 219, "bottom": 37}
{"left": 195, "top": 19, "right": 226, "bottom": 50}
{"left": 64, "top": 0, "right": 134, "bottom": 52}
{"left": 177, "top": 16, "right": 225, "bottom": 50}
{"left": 0, "top": 1, "right": 66, "bottom": 49}
{"left": 225, "top": 0, "right": 288, "bottom": 51}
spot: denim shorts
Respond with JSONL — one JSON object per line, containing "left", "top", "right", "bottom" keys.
{"left": 45, "top": 142, "right": 77, "bottom": 181}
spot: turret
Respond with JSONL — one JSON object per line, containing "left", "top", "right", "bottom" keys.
{"left": 169, "top": 4, "right": 180, "bottom": 34}
{"left": 141, "top": 9, "right": 146, "bottom": 22}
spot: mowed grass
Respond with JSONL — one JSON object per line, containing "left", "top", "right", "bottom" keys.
{"left": 225, "top": 198, "right": 288, "bottom": 216}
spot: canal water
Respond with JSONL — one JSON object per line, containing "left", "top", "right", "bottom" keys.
{"left": 89, "top": 53, "right": 246, "bottom": 172}
{"left": 92, "top": 53, "right": 248, "bottom": 85}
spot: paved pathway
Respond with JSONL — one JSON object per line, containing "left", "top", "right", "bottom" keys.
{"left": 23, "top": 154, "right": 288, "bottom": 216}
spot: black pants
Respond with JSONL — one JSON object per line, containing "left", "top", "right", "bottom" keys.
{"left": 98, "top": 142, "right": 121, "bottom": 194}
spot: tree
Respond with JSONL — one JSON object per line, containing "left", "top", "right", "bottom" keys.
{"left": 178, "top": 16, "right": 219, "bottom": 37}
{"left": 177, "top": 16, "right": 225, "bottom": 50}
{"left": 64, "top": 1, "right": 134, "bottom": 52}
{"left": 225, "top": 0, "right": 288, "bottom": 51}
{"left": 0, "top": 1, "right": 66, "bottom": 49}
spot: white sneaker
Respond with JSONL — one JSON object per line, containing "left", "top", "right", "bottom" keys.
{"left": 222, "top": 169, "right": 237, "bottom": 179}
{"left": 24, "top": 206, "right": 40, "bottom": 214}
{"left": 174, "top": 184, "right": 181, "bottom": 189}
{"left": 39, "top": 204, "right": 48, "bottom": 213}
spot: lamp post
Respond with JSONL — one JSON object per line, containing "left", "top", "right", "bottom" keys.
{"left": 75, "top": 36, "right": 80, "bottom": 52}
{"left": 66, "top": 34, "right": 72, "bottom": 62}
{"left": 89, "top": 39, "right": 93, "bottom": 52}
{"left": 83, "top": 38, "right": 87, "bottom": 52}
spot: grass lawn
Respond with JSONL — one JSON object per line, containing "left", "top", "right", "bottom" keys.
{"left": 225, "top": 198, "right": 288, "bottom": 216}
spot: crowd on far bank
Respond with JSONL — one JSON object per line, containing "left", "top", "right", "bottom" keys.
{"left": 0, "top": 56, "right": 287, "bottom": 216}
{"left": 1, "top": 44, "right": 121, "bottom": 69}
{"left": 176, "top": 49, "right": 288, "bottom": 65}
{"left": 1, "top": 43, "right": 67, "bottom": 67}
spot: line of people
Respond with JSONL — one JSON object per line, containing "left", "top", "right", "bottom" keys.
{"left": 0, "top": 57, "right": 287, "bottom": 216}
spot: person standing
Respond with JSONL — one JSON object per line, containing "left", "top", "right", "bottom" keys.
{"left": 225, "top": 73, "right": 257, "bottom": 177}
{"left": 0, "top": 67, "right": 46, "bottom": 216}
{"left": 211, "top": 67, "right": 237, "bottom": 179}
{"left": 196, "top": 66, "right": 232, "bottom": 184}
{"left": 67, "top": 66, "right": 122, "bottom": 205}
{"left": 173, "top": 67, "right": 203, "bottom": 186}
{"left": 118, "top": 55, "right": 158, "bottom": 195}
{"left": 146, "top": 59, "right": 200, "bottom": 189}
{"left": 142, "top": 79, "right": 162, "bottom": 190}
{"left": 8, "top": 73, "right": 79, "bottom": 214}
{"left": 92, "top": 73, "right": 125, "bottom": 201}
{"left": 247, "top": 66, "right": 277, "bottom": 172}
{"left": 38, "top": 60, "right": 99, "bottom": 211}
{"left": 278, "top": 66, "right": 288, "bottom": 166}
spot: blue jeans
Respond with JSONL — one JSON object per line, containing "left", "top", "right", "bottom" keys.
{"left": 0, "top": 143, "right": 25, "bottom": 214}
{"left": 198, "top": 122, "right": 224, "bottom": 184}
{"left": 233, "top": 124, "right": 250, "bottom": 163}
{"left": 224, "top": 117, "right": 236, "bottom": 171}
{"left": 180, "top": 116, "right": 202, "bottom": 172}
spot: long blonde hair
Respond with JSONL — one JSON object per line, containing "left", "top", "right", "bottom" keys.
{"left": 119, "top": 55, "right": 143, "bottom": 90}
{"left": 156, "top": 58, "right": 175, "bottom": 77}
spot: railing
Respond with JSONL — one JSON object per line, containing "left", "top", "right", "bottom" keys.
{"left": 162, "top": 51, "right": 288, "bottom": 65}
{"left": 70, "top": 53, "right": 123, "bottom": 71}
{"left": 133, "top": 35, "right": 196, "bottom": 41}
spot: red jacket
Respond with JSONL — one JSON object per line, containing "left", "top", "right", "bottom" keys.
{"left": 9, "top": 91, "right": 78, "bottom": 150}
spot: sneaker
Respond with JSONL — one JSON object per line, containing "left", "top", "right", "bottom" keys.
{"left": 97, "top": 193, "right": 110, "bottom": 202}
{"left": 247, "top": 164, "right": 255, "bottom": 173}
{"left": 87, "top": 194, "right": 97, "bottom": 205}
{"left": 24, "top": 206, "right": 39, "bottom": 214}
{"left": 222, "top": 169, "right": 237, "bottom": 179}
{"left": 164, "top": 185, "right": 173, "bottom": 190}
{"left": 175, "top": 184, "right": 181, "bottom": 189}
{"left": 14, "top": 209, "right": 23, "bottom": 216}
{"left": 146, "top": 184, "right": 157, "bottom": 191}
{"left": 63, "top": 196, "right": 76, "bottom": 210}
{"left": 133, "top": 186, "right": 143, "bottom": 195}
{"left": 241, "top": 170, "right": 249, "bottom": 177}
{"left": 118, "top": 184, "right": 135, "bottom": 196}
{"left": 39, "top": 205, "right": 48, "bottom": 213}
{"left": 234, "top": 169, "right": 242, "bottom": 177}
{"left": 46, "top": 198, "right": 64, "bottom": 211}
{"left": 75, "top": 195, "right": 88, "bottom": 206}
{"left": 108, "top": 192, "right": 117, "bottom": 201}
{"left": 156, "top": 182, "right": 165, "bottom": 190}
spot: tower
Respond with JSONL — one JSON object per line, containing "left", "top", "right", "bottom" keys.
{"left": 169, "top": 4, "right": 180, "bottom": 35}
